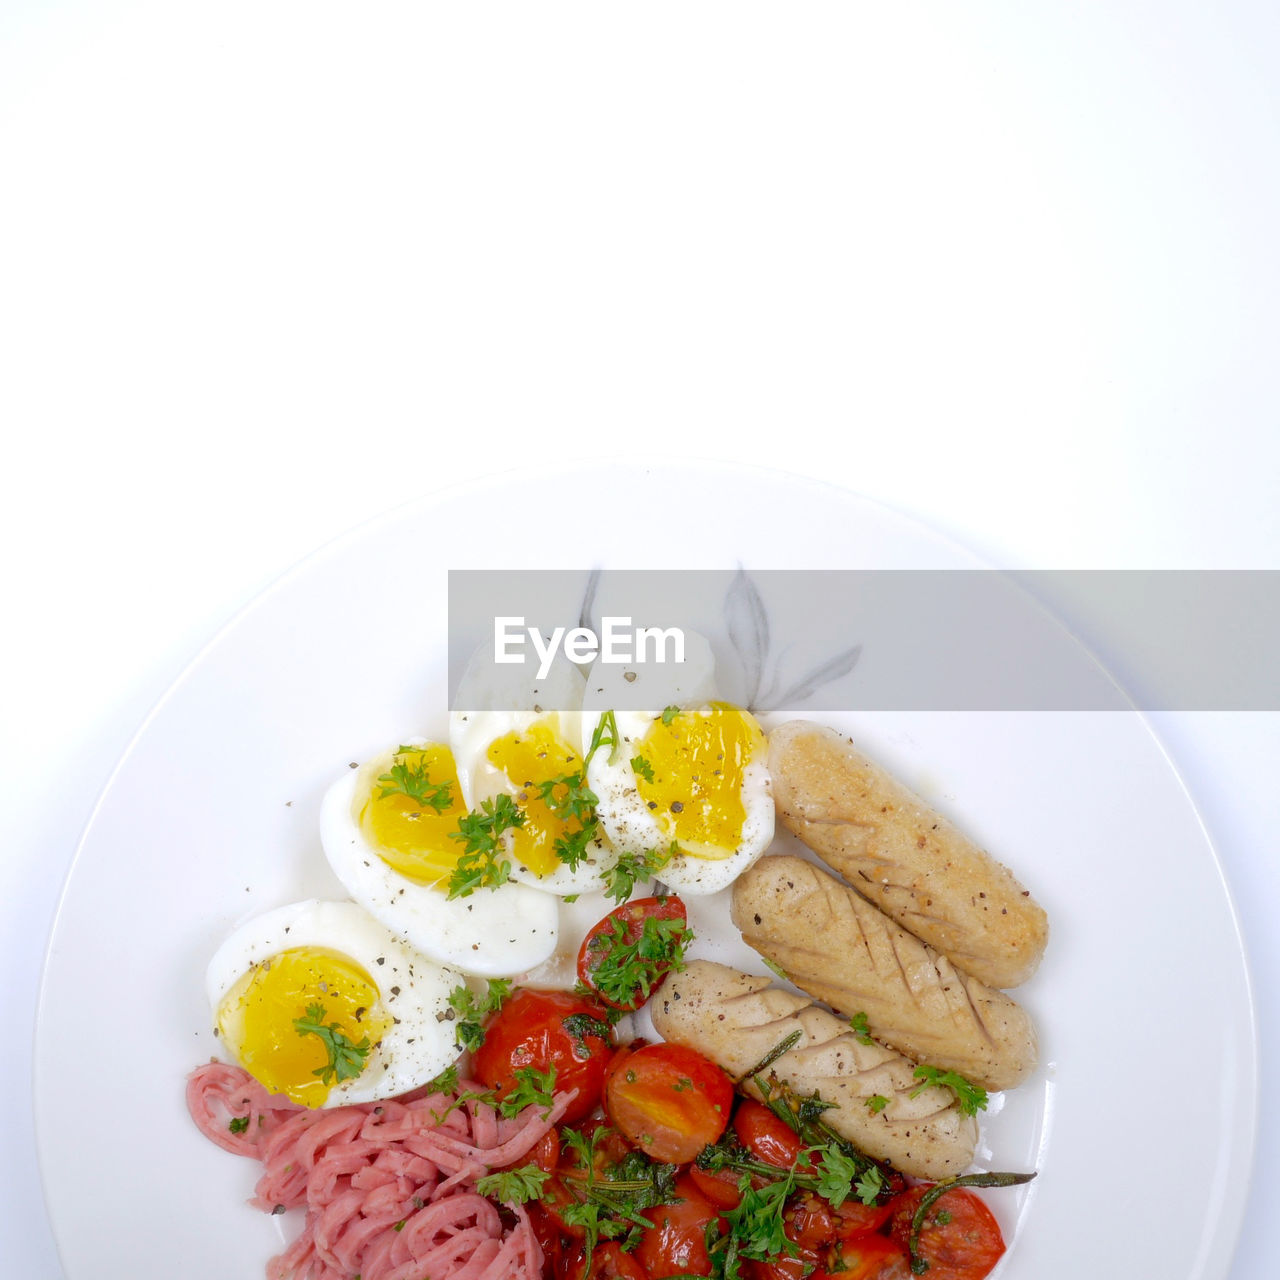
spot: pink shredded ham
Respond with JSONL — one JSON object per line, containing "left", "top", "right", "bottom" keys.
{"left": 187, "top": 1061, "right": 574, "bottom": 1280}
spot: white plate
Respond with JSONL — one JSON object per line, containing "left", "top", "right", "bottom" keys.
{"left": 35, "top": 460, "right": 1256, "bottom": 1280}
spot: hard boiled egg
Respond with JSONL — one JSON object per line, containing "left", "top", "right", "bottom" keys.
{"left": 451, "top": 645, "right": 619, "bottom": 895}
{"left": 206, "top": 899, "right": 459, "bottom": 1108}
{"left": 320, "top": 740, "right": 559, "bottom": 977}
{"left": 583, "top": 635, "right": 774, "bottom": 896}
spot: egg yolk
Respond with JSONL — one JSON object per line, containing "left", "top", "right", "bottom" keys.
{"left": 361, "top": 744, "right": 469, "bottom": 885}
{"left": 633, "top": 702, "right": 764, "bottom": 858}
{"left": 216, "top": 946, "right": 392, "bottom": 1108}
{"left": 486, "top": 721, "right": 589, "bottom": 877}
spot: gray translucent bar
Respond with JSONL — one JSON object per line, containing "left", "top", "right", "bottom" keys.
{"left": 448, "top": 569, "right": 1280, "bottom": 712}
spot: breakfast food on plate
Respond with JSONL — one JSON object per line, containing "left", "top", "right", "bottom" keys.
{"left": 186, "top": 1058, "right": 570, "bottom": 1279}
{"left": 650, "top": 959, "right": 979, "bottom": 1179}
{"left": 583, "top": 637, "right": 775, "bottom": 896}
{"left": 191, "top": 628, "right": 1045, "bottom": 1280}
{"left": 731, "top": 855, "right": 1038, "bottom": 1090}
{"left": 451, "top": 646, "right": 621, "bottom": 896}
{"left": 320, "top": 739, "right": 560, "bottom": 976}
{"left": 205, "top": 899, "right": 460, "bottom": 1106}
{"left": 769, "top": 719, "right": 1049, "bottom": 988}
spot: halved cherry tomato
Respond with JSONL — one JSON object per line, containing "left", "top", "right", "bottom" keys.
{"left": 826, "top": 1233, "right": 911, "bottom": 1280}
{"left": 733, "top": 1098, "right": 807, "bottom": 1170}
{"left": 528, "top": 1128, "right": 561, "bottom": 1174}
{"left": 576, "top": 896, "right": 691, "bottom": 1011}
{"left": 887, "top": 1187, "right": 1005, "bottom": 1280}
{"left": 526, "top": 1201, "right": 566, "bottom": 1275}
{"left": 542, "top": 1120, "right": 635, "bottom": 1237}
{"left": 687, "top": 1159, "right": 747, "bottom": 1209}
{"left": 603, "top": 1041, "right": 733, "bottom": 1164}
{"left": 740, "top": 1248, "right": 824, "bottom": 1280}
{"left": 471, "top": 987, "right": 614, "bottom": 1125}
{"left": 558, "top": 1241, "right": 648, "bottom": 1280}
{"left": 783, "top": 1191, "right": 896, "bottom": 1249}
{"left": 634, "top": 1174, "right": 723, "bottom": 1279}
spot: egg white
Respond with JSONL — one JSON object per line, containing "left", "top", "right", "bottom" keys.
{"left": 319, "top": 752, "right": 560, "bottom": 977}
{"left": 206, "top": 899, "right": 459, "bottom": 1106}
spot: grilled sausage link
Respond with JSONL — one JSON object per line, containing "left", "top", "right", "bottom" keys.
{"left": 769, "top": 720, "right": 1048, "bottom": 989}
{"left": 650, "top": 960, "right": 978, "bottom": 1179}
{"left": 732, "top": 855, "right": 1037, "bottom": 1090}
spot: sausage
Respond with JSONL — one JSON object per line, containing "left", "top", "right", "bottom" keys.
{"left": 731, "top": 855, "right": 1037, "bottom": 1090}
{"left": 769, "top": 720, "right": 1048, "bottom": 989}
{"left": 650, "top": 960, "right": 978, "bottom": 1180}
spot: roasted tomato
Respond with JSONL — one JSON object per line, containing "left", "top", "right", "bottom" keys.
{"left": 887, "top": 1187, "right": 1006, "bottom": 1280}
{"left": 740, "top": 1249, "right": 824, "bottom": 1280}
{"left": 471, "top": 987, "right": 614, "bottom": 1125}
{"left": 783, "top": 1191, "right": 895, "bottom": 1250}
{"left": 826, "top": 1233, "right": 911, "bottom": 1280}
{"left": 687, "top": 1159, "right": 747, "bottom": 1209}
{"left": 733, "top": 1098, "right": 807, "bottom": 1170}
{"left": 603, "top": 1041, "right": 733, "bottom": 1164}
{"left": 576, "top": 896, "right": 691, "bottom": 1011}
{"left": 527, "top": 1201, "right": 567, "bottom": 1275}
{"left": 558, "top": 1241, "right": 647, "bottom": 1280}
{"left": 541, "top": 1120, "right": 634, "bottom": 1237}
{"left": 634, "top": 1174, "right": 723, "bottom": 1279}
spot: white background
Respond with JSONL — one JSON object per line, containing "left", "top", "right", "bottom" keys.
{"left": 1, "top": 2, "right": 1275, "bottom": 1277}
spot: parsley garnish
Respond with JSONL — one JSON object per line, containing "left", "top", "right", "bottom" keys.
{"left": 584, "top": 914, "right": 692, "bottom": 1007}
{"left": 849, "top": 1011, "right": 875, "bottom": 1044}
{"left": 630, "top": 754, "right": 656, "bottom": 783}
{"left": 475, "top": 1163, "right": 550, "bottom": 1204}
{"left": 660, "top": 704, "right": 681, "bottom": 725}
{"left": 762, "top": 956, "right": 790, "bottom": 982}
{"left": 554, "top": 1127, "right": 680, "bottom": 1269}
{"left": 562, "top": 1012, "right": 615, "bottom": 1055}
{"left": 426, "top": 1063, "right": 460, "bottom": 1094}
{"left": 447, "top": 977, "right": 511, "bottom": 1052}
{"left": 864, "top": 1094, "right": 890, "bottom": 1115}
{"left": 910, "top": 1065, "right": 989, "bottom": 1117}
{"left": 499, "top": 1065, "right": 558, "bottom": 1118}
{"left": 601, "top": 841, "right": 679, "bottom": 904}
{"left": 534, "top": 770, "right": 601, "bottom": 870}
{"left": 376, "top": 749, "right": 453, "bottom": 811}
{"left": 227, "top": 1116, "right": 249, "bottom": 1134}
{"left": 291, "top": 1002, "right": 371, "bottom": 1085}
{"left": 446, "top": 794, "right": 524, "bottom": 898}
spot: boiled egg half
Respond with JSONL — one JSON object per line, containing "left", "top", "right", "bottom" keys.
{"left": 206, "top": 899, "right": 458, "bottom": 1108}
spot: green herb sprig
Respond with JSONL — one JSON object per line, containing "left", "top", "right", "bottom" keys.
{"left": 291, "top": 1003, "right": 371, "bottom": 1086}
{"left": 377, "top": 749, "right": 454, "bottom": 811}
{"left": 584, "top": 913, "right": 693, "bottom": 1007}
{"left": 447, "top": 794, "right": 525, "bottom": 898}
{"left": 909, "top": 1065, "right": 989, "bottom": 1117}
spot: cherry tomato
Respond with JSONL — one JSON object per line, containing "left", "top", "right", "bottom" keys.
{"left": 783, "top": 1191, "right": 896, "bottom": 1249}
{"left": 526, "top": 1201, "right": 566, "bottom": 1275}
{"left": 576, "top": 896, "right": 690, "bottom": 1011}
{"left": 528, "top": 1128, "right": 561, "bottom": 1174}
{"left": 542, "top": 1121, "right": 635, "bottom": 1238}
{"left": 826, "top": 1233, "right": 911, "bottom": 1280}
{"left": 603, "top": 1042, "right": 733, "bottom": 1164}
{"left": 634, "top": 1175, "right": 723, "bottom": 1279}
{"left": 558, "top": 1242, "right": 648, "bottom": 1280}
{"left": 687, "top": 1159, "right": 747, "bottom": 1209}
{"left": 733, "top": 1098, "right": 807, "bottom": 1170}
{"left": 739, "top": 1248, "right": 824, "bottom": 1280}
{"left": 887, "top": 1187, "right": 1006, "bottom": 1280}
{"left": 471, "top": 987, "right": 614, "bottom": 1125}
